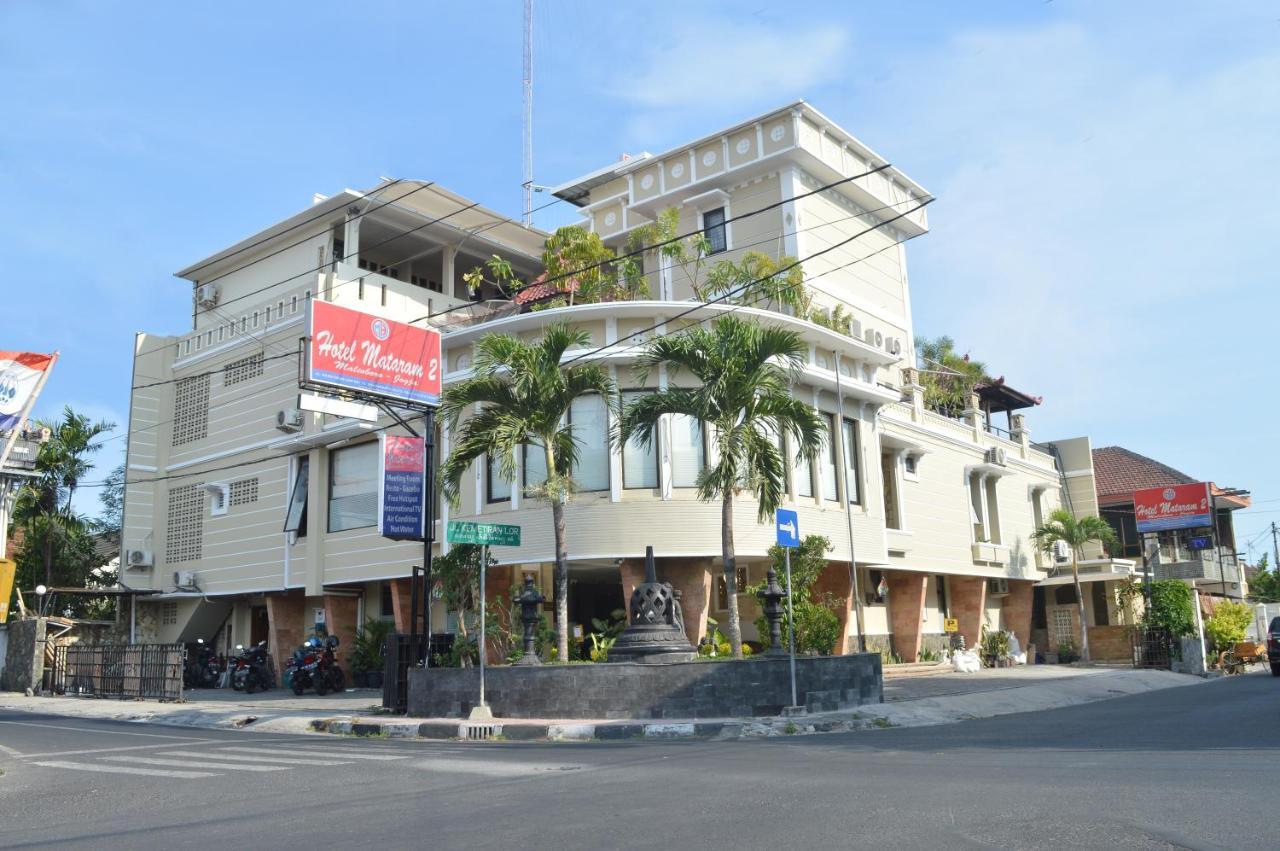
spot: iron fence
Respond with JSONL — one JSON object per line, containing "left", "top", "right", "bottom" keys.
{"left": 383, "top": 633, "right": 454, "bottom": 713}
{"left": 51, "top": 643, "right": 185, "bottom": 701}
{"left": 1131, "top": 626, "right": 1178, "bottom": 670}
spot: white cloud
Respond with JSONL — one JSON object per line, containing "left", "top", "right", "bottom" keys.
{"left": 612, "top": 20, "right": 849, "bottom": 110}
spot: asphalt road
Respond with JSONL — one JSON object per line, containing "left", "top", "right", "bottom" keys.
{"left": 1, "top": 672, "right": 1276, "bottom": 850}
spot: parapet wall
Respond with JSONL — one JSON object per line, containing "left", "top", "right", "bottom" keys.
{"left": 407, "top": 653, "right": 882, "bottom": 720}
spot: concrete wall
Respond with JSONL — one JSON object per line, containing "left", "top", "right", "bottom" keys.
{"left": 408, "top": 653, "right": 883, "bottom": 720}
{"left": 1, "top": 618, "right": 44, "bottom": 692}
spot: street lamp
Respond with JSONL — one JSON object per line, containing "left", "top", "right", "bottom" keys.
{"left": 35, "top": 584, "right": 47, "bottom": 617}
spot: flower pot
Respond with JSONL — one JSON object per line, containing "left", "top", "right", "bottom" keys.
{"left": 352, "top": 670, "right": 368, "bottom": 688}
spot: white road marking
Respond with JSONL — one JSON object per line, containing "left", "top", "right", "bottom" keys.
{"left": 102, "top": 756, "right": 290, "bottom": 772}
{"left": 0, "top": 719, "right": 208, "bottom": 740}
{"left": 31, "top": 759, "right": 217, "bottom": 779}
{"left": 18, "top": 742, "right": 218, "bottom": 760}
{"left": 285, "top": 747, "right": 409, "bottom": 761}
{"left": 410, "top": 758, "right": 581, "bottom": 777}
{"left": 0, "top": 743, "right": 23, "bottom": 757}
{"left": 162, "top": 749, "right": 352, "bottom": 766}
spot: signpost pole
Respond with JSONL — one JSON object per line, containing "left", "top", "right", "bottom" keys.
{"left": 784, "top": 546, "right": 797, "bottom": 709}
{"left": 477, "top": 544, "right": 488, "bottom": 717}
{"left": 422, "top": 409, "right": 435, "bottom": 652}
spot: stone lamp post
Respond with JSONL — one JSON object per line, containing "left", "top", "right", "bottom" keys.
{"left": 514, "top": 575, "right": 544, "bottom": 666}
{"left": 759, "top": 567, "right": 788, "bottom": 656}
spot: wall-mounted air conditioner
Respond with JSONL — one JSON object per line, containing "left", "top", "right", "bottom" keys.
{"left": 276, "top": 409, "right": 304, "bottom": 432}
{"left": 1052, "top": 540, "right": 1071, "bottom": 562}
{"left": 885, "top": 336, "right": 902, "bottom": 356}
{"left": 984, "top": 447, "right": 1007, "bottom": 466}
{"left": 195, "top": 284, "right": 219, "bottom": 307}
{"left": 987, "top": 578, "right": 1010, "bottom": 596}
{"left": 173, "top": 570, "right": 196, "bottom": 589}
{"left": 125, "top": 549, "right": 154, "bottom": 569}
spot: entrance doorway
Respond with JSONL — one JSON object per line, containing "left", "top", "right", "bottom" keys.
{"left": 567, "top": 565, "right": 625, "bottom": 657}
{"left": 250, "top": 605, "right": 269, "bottom": 646}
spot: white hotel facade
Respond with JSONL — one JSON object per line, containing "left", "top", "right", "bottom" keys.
{"left": 120, "top": 102, "right": 1120, "bottom": 667}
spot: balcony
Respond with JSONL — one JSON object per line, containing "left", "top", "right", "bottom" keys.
{"left": 1153, "top": 549, "right": 1240, "bottom": 585}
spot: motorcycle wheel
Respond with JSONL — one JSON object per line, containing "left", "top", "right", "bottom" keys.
{"left": 245, "top": 674, "right": 257, "bottom": 695}
{"left": 292, "top": 678, "right": 306, "bottom": 697}
{"left": 232, "top": 677, "right": 244, "bottom": 691}
{"left": 314, "top": 675, "right": 329, "bottom": 696}
{"left": 329, "top": 667, "right": 345, "bottom": 693}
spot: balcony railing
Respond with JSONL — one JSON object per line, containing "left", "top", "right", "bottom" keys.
{"left": 1153, "top": 549, "right": 1238, "bottom": 584}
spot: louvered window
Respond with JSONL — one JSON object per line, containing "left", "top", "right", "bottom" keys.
{"left": 166, "top": 483, "right": 204, "bottom": 562}
{"left": 230, "top": 478, "right": 259, "bottom": 506}
{"left": 329, "top": 442, "right": 378, "bottom": 532}
{"left": 171, "top": 375, "right": 209, "bottom": 446}
{"left": 224, "top": 353, "right": 263, "bottom": 386}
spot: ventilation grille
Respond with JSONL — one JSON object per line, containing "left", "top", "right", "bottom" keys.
{"left": 166, "top": 483, "right": 204, "bottom": 563}
{"left": 172, "top": 375, "right": 210, "bottom": 446}
{"left": 223, "top": 353, "right": 264, "bottom": 386}
{"left": 463, "top": 723, "right": 499, "bottom": 741}
{"left": 230, "top": 478, "right": 259, "bottom": 507}
{"left": 161, "top": 601, "right": 178, "bottom": 625}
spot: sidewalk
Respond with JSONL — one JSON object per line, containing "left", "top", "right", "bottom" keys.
{"left": 0, "top": 665, "right": 1208, "bottom": 743}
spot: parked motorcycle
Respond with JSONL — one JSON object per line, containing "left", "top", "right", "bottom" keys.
{"left": 183, "top": 638, "right": 220, "bottom": 689}
{"left": 232, "top": 641, "right": 274, "bottom": 693}
{"left": 289, "top": 636, "right": 344, "bottom": 696}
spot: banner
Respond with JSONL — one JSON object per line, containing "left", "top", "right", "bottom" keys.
{"left": 378, "top": 435, "right": 426, "bottom": 541}
{"left": 0, "top": 352, "right": 56, "bottom": 431}
{"left": 1133, "top": 482, "right": 1213, "bottom": 532}
{"left": 0, "top": 558, "right": 15, "bottom": 624}
{"left": 307, "top": 302, "right": 441, "bottom": 406}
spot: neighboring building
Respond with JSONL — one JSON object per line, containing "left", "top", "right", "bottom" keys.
{"left": 119, "top": 101, "right": 1082, "bottom": 667}
{"left": 1, "top": 424, "right": 49, "bottom": 561}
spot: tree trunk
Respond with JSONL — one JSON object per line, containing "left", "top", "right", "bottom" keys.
{"left": 43, "top": 525, "right": 54, "bottom": 589}
{"left": 722, "top": 489, "right": 744, "bottom": 659}
{"left": 552, "top": 498, "right": 569, "bottom": 663}
{"left": 1072, "top": 553, "right": 1091, "bottom": 662}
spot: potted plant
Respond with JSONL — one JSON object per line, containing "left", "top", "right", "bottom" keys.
{"left": 353, "top": 618, "right": 393, "bottom": 689}
{"left": 1056, "top": 638, "right": 1078, "bottom": 664}
{"left": 979, "top": 627, "right": 1011, "bottom": 668}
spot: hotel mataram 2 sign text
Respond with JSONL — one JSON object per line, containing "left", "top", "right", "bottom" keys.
{"left": 1133, "top": 482, "right": 1213, "bottom": 532}
{"left": 307, "top": 301, "right": 441, "bottom": 406}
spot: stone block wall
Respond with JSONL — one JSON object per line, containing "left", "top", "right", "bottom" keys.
{"left": 1, "top": 618, "right": 45, "bottom": 692}
{"left": 407, "top": 653, "right": 883, "bottom": 720}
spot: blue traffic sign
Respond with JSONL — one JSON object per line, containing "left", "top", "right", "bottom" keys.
{"left": 775, "top": 508, "right": 800, "bottom": 548}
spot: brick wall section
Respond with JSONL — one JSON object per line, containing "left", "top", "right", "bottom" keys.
{"left": 1087, "top": 625, "right": 1132, "bottom": 662}
{"left": 620, "top": 558, "right": 713, "bottom": 646}
{"left": 1001, "top": 580, "right": 1035, "bottom": 652}
{"left": 389, "top": 578, "right": 416, "bottom": 634}
{"left": 886, "top": 571, "right": 927, "bottom": 662}
{"left": 949, "top": 575, "right": 987, "bottom": 650}
{"left": 323, "top": 594, "right": 359, "bottom": 674}
{"left": 813, "top": 561, "right": 854, "bottom": 654}
{"left": 266, "top": 590, "right": 306, "bottom": 670}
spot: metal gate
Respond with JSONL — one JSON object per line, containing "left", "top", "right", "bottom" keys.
{"left": 51, "top": 644, "right": 185, "bottom": 701}
{"left": 1132, "top": 626, "right": 1177, "bottom": 669}
{"left": 382, "top": 633, "right": 453, "bottom": 713}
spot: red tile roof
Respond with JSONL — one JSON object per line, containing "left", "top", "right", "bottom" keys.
{"left": 1091, "top": 446, "right": 1197, "bottom": 503}
{"left": 512, "top": 273, "right": 579, "bottom": 306}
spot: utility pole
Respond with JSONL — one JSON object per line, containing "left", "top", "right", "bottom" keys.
{"left": 1272, "top": 522, "right": 1279, "bottom": 572}
{"left": 521, "top": 0, "right": 534, "bottom": 227}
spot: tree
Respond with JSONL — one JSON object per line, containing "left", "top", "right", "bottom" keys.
{"left": 439, "top": 322, "right": 616, "bottom": 662}
{"left": 1146, "top": 579, "right": 1197, "bottom": 638}
{"left": 621, "top": 315, "right": 825, "bottom": 658}
{"left": 1248, "top": 553, "right": 1280, "bottom": 603}
{"left": 1203, "top": 600, "right": 1253, "bottom": 653}
{"left": 915, "top": 336, "right": 990, "bottom": 416}
{"left": 11, "top": 407, "right": 114, "bottom": 615}
{"left": 748, "top": 535, "right": 842, "bottom": 655}
{"left": 1031, "top": 509, "right": 1118, "bottom": 663}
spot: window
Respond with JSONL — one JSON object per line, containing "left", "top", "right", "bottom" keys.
{"left": 1091, "top": 582, "right": 1110, "bottom": 627}
{"left": 328, "top": 442, "right": 378, "bottom": 532}
{"left": 487, "top": 451, "right": 510, "bottom": 503}
{"left": 380, "top": 582, "right": 395, "bottom": 621}
{"left": 208, "top": 483, "right": 229, "bottom": 517}
{"left": 715, "top": 565, "right": 749, "bottom": 610}
{"left": 162, "top": 602, "right": 178, "bottom": 626}
{"left": 969, "top": 475, "right": 986, "bottom": 542}
{"left": 842, "top": 418, "right": 861, "bottom": 505}
{"left": 333, "top": 237, "right": 345, "bottom": 261}
{"left": 284, "top": 457, "right": 309, "bottom": 537}
{"left": 881, "top": 452, "right": 901, "bottom": 530}
{"left": 903, "top": 454, "right": 918, "bottom": 479}
{"left": 171, "top": 375, "right": 210, "bottom": 447}
{"left": 570, "top": 394, "right": 609, "bottom": 492}
{"left": 166, "top": 483, "right": 204, "bottom": 562}
{"left": 523, "top": 443, "right": 548, "bottom": 493}
{"left": 622, "top": 391, "right": 659, "bottom": 489}
{"left": 703, "top": 207, "right": 727, "bottom": 254}
{"left": 936, "top": 575, "right": 949, "bottom": 618}
{"left": 1052, "top": 608, "right": 1074, "bottom": 646}
{"left": 797, "top": 437, "right": 814, "bottom": 499}
{"left": 670, "top": 414, "right": 705, "bottom": 488}
{"left": 864, "top": 569, "right": 888, "bottom": 607}
{"left": 820, "top": 414, "right": 838, "bottom": 501}
{"left": 984, "top": 477, "right": 1002, "bottom": 544}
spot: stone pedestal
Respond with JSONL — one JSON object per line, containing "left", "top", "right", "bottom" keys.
{"left": 609, "top": 546, "right": 697, "bottom": 664}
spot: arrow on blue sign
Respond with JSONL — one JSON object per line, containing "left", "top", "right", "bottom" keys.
{"left": 776, "top": 508, "right": 800, "bottom": 548}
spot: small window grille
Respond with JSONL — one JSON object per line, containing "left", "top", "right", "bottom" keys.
{"left": 166, "top": 483, "right": 204, "bottom": 562}
{"left": 223, "top": 353, "right": 264, "bottom": 386}
{"left": 171, "top": 375, "right": 210, "bottom": 446}
{"left": 162, "top": 602, "right": 178, "bottom": 625}
{"left": 230, "top": 478, "right": 259, "bottom": 506}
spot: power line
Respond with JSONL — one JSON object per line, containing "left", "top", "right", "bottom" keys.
{"left": 130, "top": 351, "right": 300, "bottom": 391}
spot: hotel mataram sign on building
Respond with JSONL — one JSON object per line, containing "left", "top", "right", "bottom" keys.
{"left": 1133, "top": 482, "right": 1213, "bottom": 532}
{"left": 306, "top": 300, "right": 442, "bottom": 406}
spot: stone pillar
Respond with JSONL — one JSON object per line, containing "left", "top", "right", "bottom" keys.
{"left": 949, "top": 575, "right": 987, "bottom": 650}
{"left": 900, "top": 367, "right": 925, "bottom": 422}
{"left": 619, "top": 557, "right": 712, "bottom": 646}
{"left": 1001, "top": 579, "right": 1034, "bottom": 652}
{"left": 266, "top": 590, "right": 306, "bottom": 672}
{"left": 812, "top": 561, "right": 855, "bottom": 655}
{"left": 323, "top": 594, "right": 360, "bottom": 674}
{"left": 886, "top": 571, "right": 928, "bottom": 662}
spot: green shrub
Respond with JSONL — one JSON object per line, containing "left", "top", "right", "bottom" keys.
{"left": 351, "top": 618, "right": 394, "bottom": 673}
{"left": 1146, "top": 579, "right": 1196, "bottom": 637}
{"left": 1204, "top": 600, "right": 1252, "bottom": 652}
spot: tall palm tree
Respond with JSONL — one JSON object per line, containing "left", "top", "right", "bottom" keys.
{"left": 621, "top": 315, "right": 825, "bottom": 658}
{"left": 1031, "top": 508, "right": 1118, "bottom": 663}
{"left": 439, "top": 321, "right": 615, "bottom": 662}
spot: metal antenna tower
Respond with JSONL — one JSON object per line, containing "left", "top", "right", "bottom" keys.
{"left": 522, "top": 0, "right": 533, "bottom": 227}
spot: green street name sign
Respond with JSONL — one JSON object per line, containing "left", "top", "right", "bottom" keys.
{"left": 446, "top": 521, "right": 522, "bottom": 547}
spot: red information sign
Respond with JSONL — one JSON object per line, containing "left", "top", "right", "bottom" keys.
{"left": 307, "top": 301, "right": 441, "bottom": 406}
{"left": 1133, "top": 482, "right": 1212, "bottom": 532}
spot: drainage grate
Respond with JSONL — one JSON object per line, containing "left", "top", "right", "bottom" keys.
{"left": 463, "top": 723, "right": 500, "bottom": 741}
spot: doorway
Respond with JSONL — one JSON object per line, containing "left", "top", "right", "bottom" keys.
{"left": 250, "top": 605, "right": 269, "bottom": 646}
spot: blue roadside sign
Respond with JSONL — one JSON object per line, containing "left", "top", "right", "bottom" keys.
{"left": 775, "top": 508, "right": 800, "bottom": 548}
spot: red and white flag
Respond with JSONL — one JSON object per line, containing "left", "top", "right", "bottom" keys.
{"left": 0, "top": 351, "right": 56, "bottom": 431}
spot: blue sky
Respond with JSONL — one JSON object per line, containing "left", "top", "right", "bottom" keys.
{"left": 4, "top": 1, "right": 1278, "bottom": 560}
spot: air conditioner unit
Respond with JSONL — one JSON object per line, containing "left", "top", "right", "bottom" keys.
{"left": 1052, "top": 540, "right": 1071, "bottom": 561}
{"left": 173, "top": 570, "right": 196, "bottom": 588}
{"left": 275, "top": 408, "right": 304, "bottom": 432}
{"left": 125, "top": 549, "right": 154, "bottom": 568}
{"left": 886, "top": 336, "right": 902, "bottom": 356}
{"left": 195, "top": 284, "right": 220, "bottom": 307}
{"left": 987, "top": 578, "right": 1010, "bottom": 596}
{"left": 984, "top": 447, "right": 1007, "bottom": 466}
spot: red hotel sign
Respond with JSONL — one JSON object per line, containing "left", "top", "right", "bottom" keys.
{"left": 1133, "top": 482, "right": 1213, "bottom": 532}
{"left": 307, "top": 301, "right": 441, "bottom": 406}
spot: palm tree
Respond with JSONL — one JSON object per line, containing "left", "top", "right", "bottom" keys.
{"left": 621, "top": 315, "right": 825, "bottom": 658}
{"left": 439, "top": 321, "right": 615, "bottom": 662}
{"left": 1031, "top": 508, "right": 1118, "bottom": 663}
